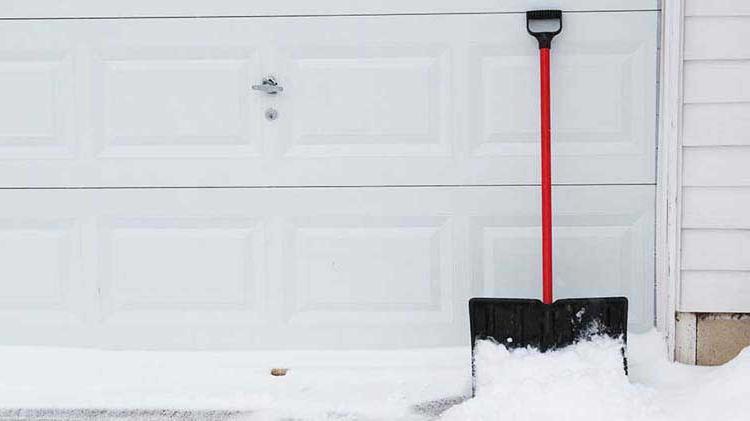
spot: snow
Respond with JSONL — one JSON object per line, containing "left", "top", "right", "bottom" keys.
{"left": 444, "top": 336, "right": 658, "bottom": 420}
{"left": 0, "top": 346, "right": 466, "bottom": 420}
{"left": 0, "top": 331, "right": 748, "bottom": 420}
{"left": 444, "top": 331, "right": 750, "bottom": 421}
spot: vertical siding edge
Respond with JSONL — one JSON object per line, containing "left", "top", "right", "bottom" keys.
{"left": 656, "top": 0, "right": 685, "bottom": 361}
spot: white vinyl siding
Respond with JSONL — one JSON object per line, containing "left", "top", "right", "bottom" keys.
{"left": 680, "top": 0, "right": 750, "bottom": 312}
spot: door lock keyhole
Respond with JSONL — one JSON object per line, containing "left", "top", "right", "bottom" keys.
{"left": 265, "top": 108, "right": 278, "bottom": 121}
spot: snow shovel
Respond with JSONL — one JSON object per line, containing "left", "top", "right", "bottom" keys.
{"left": 468, "top": 10, "right": 628, "bottom": 394}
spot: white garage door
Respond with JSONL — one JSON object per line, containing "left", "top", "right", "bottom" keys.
{"left": 0, "top": 4, "right": 657, "bottom": 349}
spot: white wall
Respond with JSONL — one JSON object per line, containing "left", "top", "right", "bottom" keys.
{"left": 679, "top": 0, "right": 750, "bottom": 312}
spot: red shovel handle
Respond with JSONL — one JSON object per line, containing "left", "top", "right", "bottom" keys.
{"left": 540, "top": 47, "right": 553, "bottom": 305}
{"left": 527, "top": 10, "right": 562, "bottom": 304}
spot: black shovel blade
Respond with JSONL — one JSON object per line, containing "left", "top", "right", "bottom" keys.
{"left": 469, "top": 297, "right": 628, "bottom": 394}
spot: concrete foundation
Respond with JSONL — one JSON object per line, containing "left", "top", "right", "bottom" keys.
{"left": 696, "top": 313, "right": 750, "bottom": 366}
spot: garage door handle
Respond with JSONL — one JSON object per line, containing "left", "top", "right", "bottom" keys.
{"left": 252, "top": 77, "right": 284, "bottom": 95}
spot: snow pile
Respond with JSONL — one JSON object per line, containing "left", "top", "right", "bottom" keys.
{"left": 442, "top": 333, "right": 750, "bottom": 421}
{"left": 669, "top": 346, "right": 750, "bottom": 420}
{"left": 442, "top": 336, "right": 660, "bottom": 420}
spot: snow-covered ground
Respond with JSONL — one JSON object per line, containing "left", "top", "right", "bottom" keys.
{"left": 444, "top": 332, "right": 750, "bottom": 420}
{"left": 0, "top": 331, "right": 747, "bottom": 420}
{"left": 0, "top": 344, "right": 466, "bottom": 420}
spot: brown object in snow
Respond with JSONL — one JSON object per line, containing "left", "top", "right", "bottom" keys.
{"left": 270, "top": 368, "right": 288, "bottom": 376}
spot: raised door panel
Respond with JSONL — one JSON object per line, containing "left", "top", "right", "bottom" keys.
{"left": 0, "top": 219, "right": 81, "bottom": 314}
{"left": 277, "top": 45, "right": 451, "bottom": 158}
{"left": 469, "top": 187, "right": 655, "bottom": 332}
{"left": 281, "top": 216, "right": 453, "bottom": 327}
{"left": 467, "top": 34, "right": 655, "bottom": 183}
{"left": 0, "top": 210, "right": 89, "bottom": 346}
{"left": 97, "top": 217, "right": 265, "bottom": 324}
{"left": 0, "top": 46, "right": 75, "bottom": 160}
{"left": 91, "top": 48, "right": 263, "bottom": 159}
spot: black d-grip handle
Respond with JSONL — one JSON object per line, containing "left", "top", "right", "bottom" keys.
{"left": 526, "top": 10, "right": 563, "bottom": 49}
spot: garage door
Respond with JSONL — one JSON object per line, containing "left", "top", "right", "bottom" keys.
{"left": 0, "top": 5, "right": 657, "bottom": 349}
